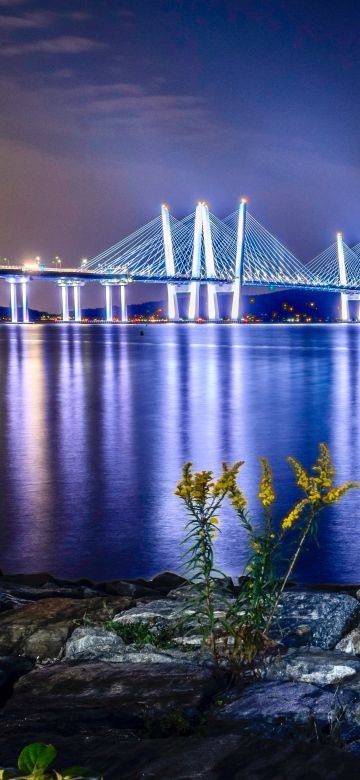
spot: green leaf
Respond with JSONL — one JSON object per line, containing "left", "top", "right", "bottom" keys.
{"left": 18, "top": 743, "right": 57, "bottom": 773}
{"left": 0, "top": 770, "right": 18, "bottom": 780}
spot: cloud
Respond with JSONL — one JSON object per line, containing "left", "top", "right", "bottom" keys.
{"left": 0, "top": 0, "right": 31, "bottom": 5}
{"left": 0, "top": 35, "right": 107, "bottom": 55}
{"left": 0, "top": 11, "right": 54, "bottom": 29}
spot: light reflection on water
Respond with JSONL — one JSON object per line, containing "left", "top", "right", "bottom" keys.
{"left": 0, "top": 323, "right": 360, "bottom": 583}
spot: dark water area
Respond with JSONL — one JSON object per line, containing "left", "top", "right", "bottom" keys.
{"left": 0, "top": 323, "right": 359, "bottom": 583}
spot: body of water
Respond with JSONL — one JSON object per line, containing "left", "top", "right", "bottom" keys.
{"left": 0, "top": 323, "right": 359, "bottom": 583}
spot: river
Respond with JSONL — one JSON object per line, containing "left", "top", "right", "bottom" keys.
{"left": 0, "top": 323, "right": 359, "bottom": 583}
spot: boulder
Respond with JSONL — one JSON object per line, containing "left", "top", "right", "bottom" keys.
{"left": 273, "top": 591, "right": 360, "bottom": 649}
{"left": 265, "top": 648, "right": 360, "bottom": 685}
{"left": 336, "top": 628, "right": 360, "bottom": 655}
{"left": 2, "top": 732, "right": 360, "bottom": 780}
{"left": 0, "top": 661, "right": 216, "bottom": 733}
{"left": 0, "top": 596, "right": 132, "bottom": 660}
{"left": 113, "top": 599, "right": 191, "bottom": 626}
{"left": 65, "top": 626, "right": 207, "bottom": 665}
{"left": 212, "top": 681, "right": 358, "bottom": 736}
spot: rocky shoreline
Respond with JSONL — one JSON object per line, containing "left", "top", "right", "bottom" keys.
{"left": 2, "top": 571, "right": 360, "bottom": 777}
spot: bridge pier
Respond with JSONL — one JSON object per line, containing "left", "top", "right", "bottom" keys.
{"left": 73, "top": 284, "right": 81, "bottom": 322}
{"left": 105, "top": 284, "right": 113, "bottom": 322}
{"left": 9, "top": 281, "right": 17, "bottom": 323}
{"left": 22, "top": 280, "right": 29, "bottom": 323}
{"left": 120, "top": 284, "right": 127, "bottom": 322}
{"left": 188, "top": 281, "right": 200, "bottom": 320}
{"left": 207, "top": 283, "right": 219, "bottom": 321}
{"left": 60, "top": 284, "right": 69, "bottom": 321}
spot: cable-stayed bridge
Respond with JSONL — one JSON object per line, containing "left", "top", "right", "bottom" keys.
{"left": 2, "top": 200, "right": 360, "bottom": 322}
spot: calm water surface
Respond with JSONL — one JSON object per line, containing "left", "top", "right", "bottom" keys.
{"left": 0, "top": 323, "right": 359, "bottom": 583}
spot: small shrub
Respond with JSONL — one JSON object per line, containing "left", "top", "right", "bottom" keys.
{"left": 0, "top": 741, "right": 102, "bottom": 779}
{"left": 176, "top": 444, "right": 359, "bottom": 669}
{"left": 104, "top": 619, "right": 174, "bottom": 649}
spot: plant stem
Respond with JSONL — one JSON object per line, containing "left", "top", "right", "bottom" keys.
{"left": 264, "top": 510, "right": 314, "bottom": 634}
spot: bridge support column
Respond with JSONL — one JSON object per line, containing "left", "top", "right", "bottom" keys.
{"left": 337, "top": 232, "right": 349, "bottom": 321}
{"left": 231, "top": 198, "right": 247, "bottom": 321}
{"left": 167, "top": 283, "right": 178, "bottom": 321}
{"left": 73, "top": 285, "right": 81, "bottom": 322}
{"left": 120, "top": 284, "right": 127, "bottom": 322}
{"left": 105, "top": 284, "right": 113, "bottom": 322}
{"left": 22, "top": 280, "right": 29, "bottom": 323}
{"left": 61, "top": 285, "right": 69, "bottom": 322}
{"left": 207, "top": 284, "right": 219, "bottom": 321}
{"left": 9, "top": 281, "right": 17, "bottom": 323}
{"left": 188, "top": 281, "right": 200, "bottom": 320}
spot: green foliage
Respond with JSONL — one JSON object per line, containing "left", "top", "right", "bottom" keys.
{"left": 0, "top": 743, "right": 102, "bottom": 780}
{"left": 176, "top": 445, "right": 360, "bottom": 669}
{"left": 104, "top": 619, "right": 174, "bottom": 648}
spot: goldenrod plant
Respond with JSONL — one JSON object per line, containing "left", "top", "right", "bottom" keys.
{"left": 175, "top": 461, "right": 243, "bottom": 664}
{"left": 176, "top": 444, "right": 359, "bottom": 667}
{"left": 0, "top": 742, "right": 102, "bottom": 779}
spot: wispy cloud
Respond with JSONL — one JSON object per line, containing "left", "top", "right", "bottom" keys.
{"left": 0, "top": 0, "right": 31, "bottom": 6}
{"left": 0, "top": 35, "right": 107, "bottom": 55}
{"left": 0, "top": 11, "right": 54, "bottom": 29}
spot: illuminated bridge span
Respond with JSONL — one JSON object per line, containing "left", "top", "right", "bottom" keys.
{"left": 2, "top": 201, "right": 360, "bottom": 322}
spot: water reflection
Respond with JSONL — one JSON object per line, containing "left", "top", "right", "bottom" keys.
{"left": 0, "top": 323, "right": 360, "bottom": 582}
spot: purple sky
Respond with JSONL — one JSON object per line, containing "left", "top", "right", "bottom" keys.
{"left": 0, "top": 0, "right": 360, "bottom": 310}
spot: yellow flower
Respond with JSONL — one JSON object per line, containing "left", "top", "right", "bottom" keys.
{"left": 251, "top": 540, "right": 261, "bottom": 553}
{"left": 323, "top": 481, "right": 360, "bottom": 504}
{"left": 287, "top": 457, "right": 311, "bottom": 493}
{"left": 281, "top": 498, "right": 310, "bottom": 530}
{"left": 258, "top": 457, "right": 276, "bottom": 508}
{"left": 231, "top": 488, "right": 248, "bottom": 512}
{"left": 210, "top": 516, "right": 219, "bottom": 525}
{"left": 312, "top": 443, "right": 336, "bottom": 489}
{"left": 199, "top": 530, "right": 205, "bottom": 537}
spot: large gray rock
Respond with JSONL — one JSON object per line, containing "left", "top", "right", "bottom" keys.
{"left": 336, "top": 628, "right": 360, "bottom": 655}
{"left": 213, "top": 681, "right": 358, "bottom": 731}
{"left": 65, "top": 626, "right": 207, "bottom": 665}
{"left": 273, "top": 591, "right": 360, "bottom": 649}
{"left": 265, "top": 648, "right": 360, "bottom": 685}
{"left": 0, "top": 661, "right": 216, "bottom": 733}
{"left": 113, "top": 599, "right": 191, "bottom": 626}
{"left": 0, "top": 596, "right": 132, "bottom": 660}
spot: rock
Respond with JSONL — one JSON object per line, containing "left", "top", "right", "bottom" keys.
{"left": 0, "top": 661, "right": 216, "bottom": 733}
{"left": 213, "top": 681, "right": 358, "bottom": 735}
{"left": 66, "top": 627, "right": 126, "bottom": 661}
{"left": 337, "top": 628, "right": 360, "bottom": 655}
{"left": 113, "top": 599, "right": 191, "bottom": 626}
{"left": 65, "top": 626, "right": 207, "bottom": 665}
{"left": 273, "top": 591, "right": 360, "bottom": 649}
{"left": 129, "top": 572, "right": 187, "bottom": 595}
{"left": 265, "top": 648, "right": 360, "bottom": 685}
{"left": 0, "top": 596, "right": 132, "bottom": 660}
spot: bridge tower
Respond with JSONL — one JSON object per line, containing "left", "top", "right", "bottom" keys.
{"left": 231, "top": 198, "right": 247, "bottom": 321}
{"left": 188, "top": 203, "right": 203, "bottom": 320}
{"left": 161, "top": 204, "right": 179, "bottom": 320}
{"left": 202, "top": 203, "right": 219, "bottom": 321}
{"left": 337, "top": 232, "right": 349, "bottom": 321}
{"left": 188, "top": 202, "right": 219, "bottom": 321}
